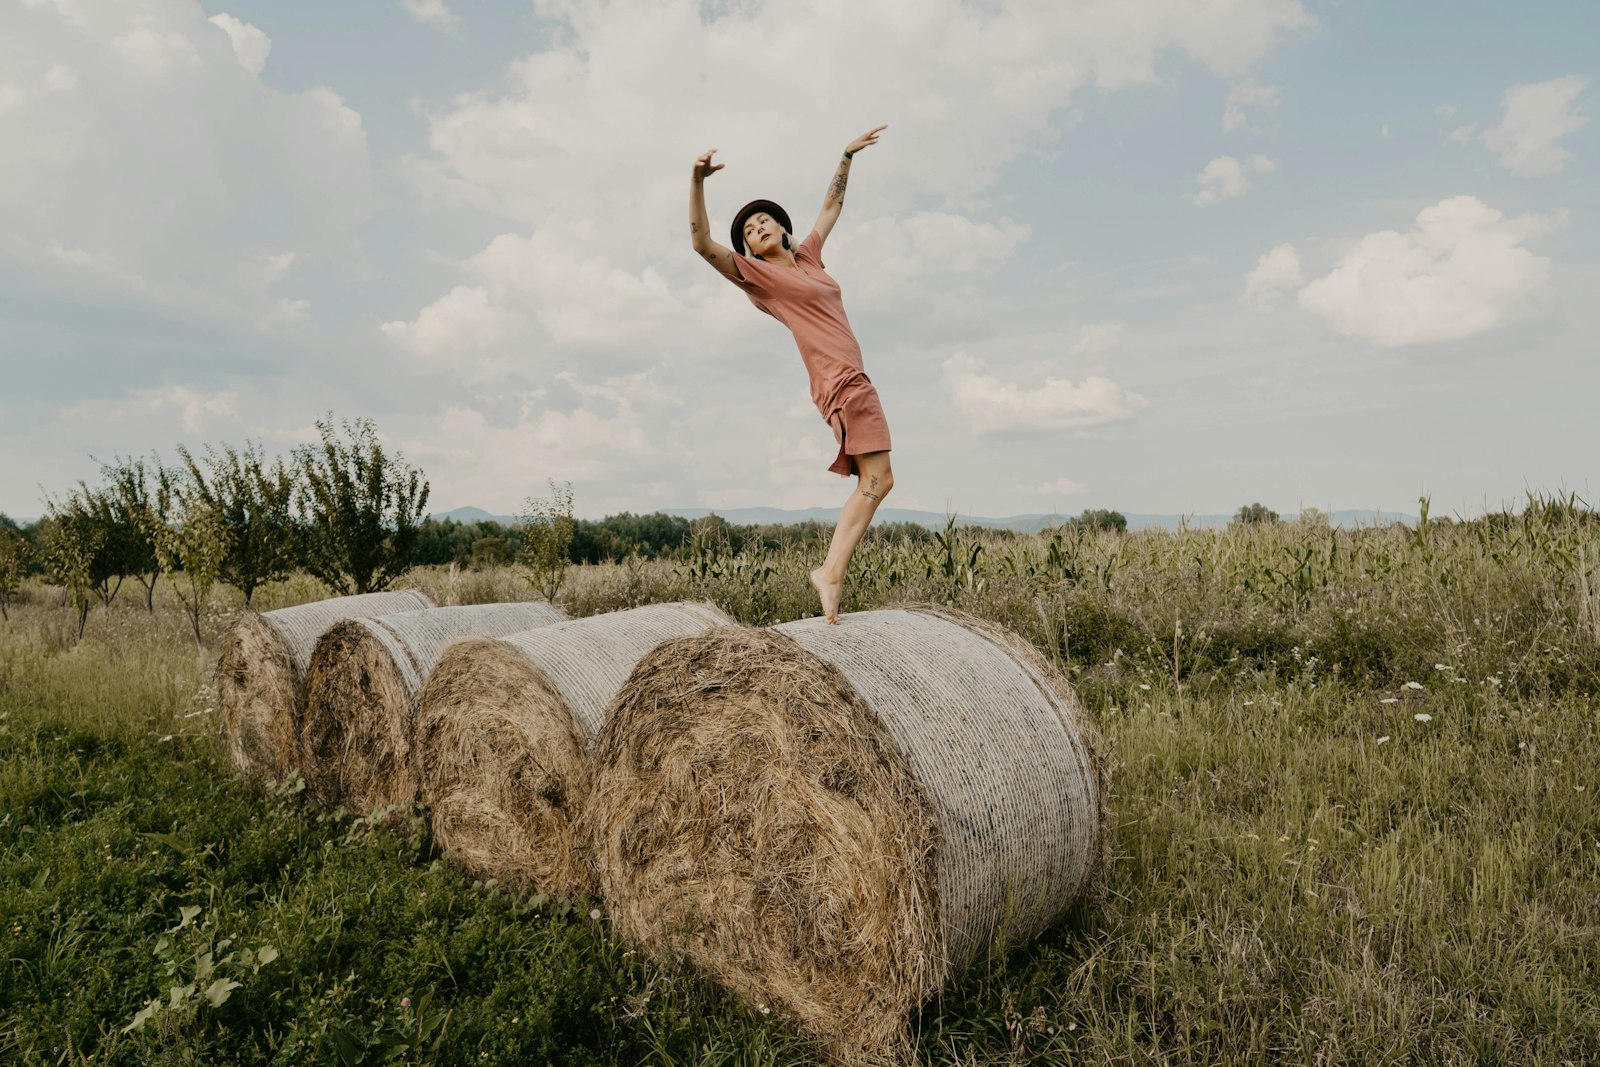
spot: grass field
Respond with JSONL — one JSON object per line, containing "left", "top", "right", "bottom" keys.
{"left": 2, "top": 509, "right": 1598, "bottom": 1065}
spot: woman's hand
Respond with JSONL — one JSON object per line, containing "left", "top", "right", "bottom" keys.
{"left": 844, "top": 125, "right": 887, "bottom": 155}
{"left": 692, "top": 149, "right": 725, "bottom": 183}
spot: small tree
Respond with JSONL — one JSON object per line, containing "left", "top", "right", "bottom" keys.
{"left": 39, "top": 497, "right": 104, "bottom": 640}
{"left": 295, "top": 416, "right": 430, "bottom": 595}
{"left": 1072, "top": 508, "right": 1128, "bottom": 534}
{"left": 178, "top": 441, "right": 300, "bottom": 606}
{"left": 1297, "top": 507, "right": 1330, "bottom": 528}
{"left": 0, "top": 517, "right": 29, "bottom": 621}
{"left": 145, "top": 465, "right": 233, "bottom": 652}
{"left": 1233, "top": 502, "right": 1280, "bottom": 526}
{"left": 99, "top": 456, "right": 163, "bottom": 610}
{"left": 517, "top": 481, "right": 575, "bottom": 602}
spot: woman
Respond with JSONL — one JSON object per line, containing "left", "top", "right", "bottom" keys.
{"left": 688, "top": 125, "right": 891, "bottom": 625}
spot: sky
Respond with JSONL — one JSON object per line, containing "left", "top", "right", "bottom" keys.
{"left": 1, "top": 0, "right": 1595, "bottom": 522}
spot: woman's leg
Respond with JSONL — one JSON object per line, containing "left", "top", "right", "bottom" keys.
{"left": 810, "top": 450, "right": 893, "bottom": 623}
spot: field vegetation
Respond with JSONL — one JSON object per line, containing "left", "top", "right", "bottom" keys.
{"left": 2, "top": 491, "right": 1598, "bottom": 1064}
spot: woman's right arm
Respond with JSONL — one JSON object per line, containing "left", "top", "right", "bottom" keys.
{"left": 690, "top": 149, "right": 740, "bottom": 280}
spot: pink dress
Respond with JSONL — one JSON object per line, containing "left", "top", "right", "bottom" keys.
{"left": 728, "top": 230, "right": 892, "bottom": 477}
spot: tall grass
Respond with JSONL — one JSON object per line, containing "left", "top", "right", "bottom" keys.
{"left": 2, "top": 499, "right": 1597, "bottom": 1064}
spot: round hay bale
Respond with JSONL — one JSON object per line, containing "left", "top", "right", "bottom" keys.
{"left": 300, "top": 602, "right": 567, "bottom": 811}
{"left": 585, "top": 606, "right": 1108, "bottom": 1061}
{"left": 217, "top": 590, "right": 435, "bottom": 781}
{"left": 415, "top": 601, "right": 732, "bottom": 897}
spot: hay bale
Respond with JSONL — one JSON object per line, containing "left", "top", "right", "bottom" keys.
{"left": 217, "top": 590, "right": 435, "bottom": 781}
{"left": 585, "top": 605, "right": 1108, "bottom": 1061}
{"left": 300, "top": 602, "right": 567, "bottom": 810}
{"left": 415, "top": 601, "right": 732, "bottom": 896}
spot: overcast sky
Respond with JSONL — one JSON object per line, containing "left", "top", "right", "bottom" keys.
{"left": 2, "top": 0, "right": 1594, "bottom": 521}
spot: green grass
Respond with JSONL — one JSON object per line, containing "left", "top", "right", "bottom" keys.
{"left": 3, "top": 508, "right": 1599, "bottom": 1064}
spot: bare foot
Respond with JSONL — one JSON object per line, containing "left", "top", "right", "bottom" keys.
{"left": 809, "top": 567, "right": 843, "bottom": 624}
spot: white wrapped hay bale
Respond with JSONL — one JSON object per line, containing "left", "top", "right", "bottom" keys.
{"left": 217, "top": 590, "right": 435, "bottom": 781}
{"left": 585, "top": 605, "right": 1108, "bottom": 1061}
{"left": 414, "top": 601, "right": 732, "bottom": 897}
{"left": 299, "top": 602, "right": 568, "bottom": 810}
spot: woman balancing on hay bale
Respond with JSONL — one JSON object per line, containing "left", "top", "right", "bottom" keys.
{"left": 690, "top": 125, "right": 890, "bottom": 624}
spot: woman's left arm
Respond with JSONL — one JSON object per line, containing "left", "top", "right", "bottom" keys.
{"left": 812, "top": 124, "right": 886, "bottom": 246}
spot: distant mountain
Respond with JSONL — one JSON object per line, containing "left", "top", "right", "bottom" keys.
{"left": 431, "top": 504, "right": 1418, "bottom": 531}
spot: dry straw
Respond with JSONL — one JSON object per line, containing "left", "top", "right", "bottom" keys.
{"left": 585, "top": 605, "right": 1108, "bottom": 1062}
{"left": 415, "top": 601, "right": 732, "bottom": 897}
{"left": 217, "top": 590, "right": 435, "bottom": 781}
{"left": 299, "top": 602, "right": 567, "bottom": 811}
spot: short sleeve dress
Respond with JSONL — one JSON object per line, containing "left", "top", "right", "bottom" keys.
{"left": 725, "top": 230, "right": 892, "bottom": 477}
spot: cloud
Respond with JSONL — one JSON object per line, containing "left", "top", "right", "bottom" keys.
{"left": 941, "top": 353, "right": 1148, "bottom": 434}
{"left": 1069, "top": 322, "right": 1123, "bottom": 354}
{"left": 1240, "top": 242, "right": 1304, "bottom": 308}
{"left": 1, "top": 0, "right": 379, "bottom": 328}
{"left": 381, "top": 285, "right": 526, "bottom": 359}
{"left": 1186, "top": 154, "right": 1275, "bottom": 205}
{"left": 1017, "top": 477, "right": 1088, "bottom": 496}
{"left": 1223, "top": 80, "right": 1282, "bottom": 132}
{"left": 1433, "top": 104, "right": 1457, "bottom": 117}
{"left": 401, "top": 0, "right": 458, "bottom": 33}
{"left": 1446, "top": 123, "right": 1477, "bottom": 144}
{"left": 1295, "top": 196, "right": 1552, "bottom": 346}
{"left": 207, "top": 13, "right": 271, "bottom": 76}
{"left": 58, "top": 384, "right": 241, "bottom": 436}
{"left": 1381, "top": 123, "right": 1391, "bottom": 139}
{"left": 1481, "top": 76, "right": 1589, "bottom": 176}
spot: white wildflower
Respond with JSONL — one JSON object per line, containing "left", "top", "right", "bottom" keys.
{"left": 1376, "top": 736, "right": 1391, "bottom": 745}
{"left": 1413, "top": 713, "right": 1432, "bottom": 722}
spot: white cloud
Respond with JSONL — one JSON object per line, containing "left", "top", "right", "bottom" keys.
{"left": 402, "top": 0, "right": 459, "bottom": 32}
{"left": 59, "top": 385, "right": 240, "bottom": 436}
{"left": 207, "top": 13, "right": 271, "bottom": 76}
{"left": 0, "top": 0, "right": 379, "bottom": 328}
{"left": 0, "top": 63, "right": 77, "bottom": 117}
{"left": 1186, "top": 154, "right": 1275, "bottom": 205}
{"left": 1446, "top": 123, "right": 1478, "bottom": 144}
{"left": 1017, "top": 477, "right": 1088, "bottom": 496}
{"left": 382, "top": 285, "right": 526, "bottom": 359}
{"left": 1223, "top": 80, "right": 1282, "bottom": 132}
{"left": 1296, "top": 196, "right": 1552, "bottom": 347}
{"left": 1481, "top": 76, "right": 1589, "bottom": 176}
{"left": 112, "top": 25, "right": 200, "bottom": 78}
{"left": 1240, "top": 243, "right": 1304, "bottom": 309}
{"left": 1069, "top": 322, "right": 1123, "bottom": 354}
{"left": 941, "top": 353, "right": 1148, "bottom": 434}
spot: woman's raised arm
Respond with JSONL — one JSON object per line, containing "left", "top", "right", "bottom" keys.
{"left": 812, "top": 124, "right": 886, "bottom": 246}
{"left": 690, "top": 149, "right": 740, "bottom": 280}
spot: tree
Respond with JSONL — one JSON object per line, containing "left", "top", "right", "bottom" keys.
{"left": 1071, "top": 508, "right": 1128, "bottom": 533}
{"left": 1296, "top": 507, "right": 1330, "bottom": 528}
{"left": 145, "top": 464, "right": 233, "bottom": 652}
{"left": 295, "top": 416, "right": 430, "bottom": 595}
{"left": 99, "top": 456, "right": 163, "bottom": 609}
{"left": 518, "top": 481, "right": 575, "bottom": 602}
{"left": 178, "top": 441, "right": 300, "bottom": 606}
{"left": 38, "top": 497, "right": 104, "bottom": 640}
{"left": 1233, "top": 502, "right": 1280, "bottom": 526}
{"left": 0, "top": 517, "right": 29, "bottom": 621}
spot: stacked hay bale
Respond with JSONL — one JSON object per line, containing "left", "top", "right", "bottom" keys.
{"left": 585, "top": 606, "right": 1107, "bottom": 1062}
{"left": 300, "top": 602, "right": 568, "bottom": 811}
{"left": 218, "top": 590, "right": 435, "bottom": 781}
{"left": 415, "top": 601, "right": 732, "bottom": 896}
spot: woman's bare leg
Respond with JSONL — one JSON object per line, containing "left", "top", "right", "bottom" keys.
{"left": 810, "top": 451, "right": 893, "bottom": 623}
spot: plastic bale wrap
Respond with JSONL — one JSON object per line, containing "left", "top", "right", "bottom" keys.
{"left": 217, "top": 590, "right": 435, "bottom": 781}
{"left": 415, "top": 601, "right": 732, "bottom": 897}
{"left": 585, "top": 606, "right": 1108, "bottom": 1062}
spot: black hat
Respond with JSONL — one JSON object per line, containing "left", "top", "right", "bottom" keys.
{"left": 730, "top": 199, "right": 792, "bottom": 255}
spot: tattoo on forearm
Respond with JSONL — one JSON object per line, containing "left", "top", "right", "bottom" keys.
{"left": 700, "top": 249, "right": 717, "bottom": 262}
{"left": 691, "top": 222, "right": 699, "bottom": 234}
{"left": 829, "top": 167, "right": 849, "bottom": 203}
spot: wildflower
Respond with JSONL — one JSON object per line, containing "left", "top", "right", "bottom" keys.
{"left": 759, "top": 1004, "right": 771, "bottom": 1015}
{"left": 1380, "top": 698, "right": 1398, "bottom": 704}
{"left": 1376, "top": 736, "right": 1390, "bottom": 745}
{"left": 1404, "top": 681, "right": 1424, "bottom": 690}
{"left": 1434, "top": 663, "right": 1451, "bottom": 671}
{"left": 1413, "top": 713, "right": 1432, "bottom": 722}
{"left": 1138, "top": 684, "right": 1151, "bottom": 691}
{"left": 589, "top": 908, "right": 602, "bottom": 920}
{"left": 1242, "top": 700, "right": 1254, "bottom": 706}
{"left": 401, "top": 996, "right": 411, "bottom": 1008}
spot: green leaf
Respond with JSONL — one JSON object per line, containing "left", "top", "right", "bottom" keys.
{"left": 122, "top": 999, "right": 160, "bottom": 1034}
{"left": 174, "top": 904, "right": 201, "bottom": 930}
{"left": 169, "top": 982, "right": 195, "bottom": 1008}
{"left": 255, "top": 944, "right": 279, "bottom": 967}
{"left": 140, "top": 830, "right": 191, "bottom": 854}
{"left": 203, "top": 978, "right": 241, "bottom": 1007}
{"left": 330, "top": 1025, "right": 364, "bottom": 1066}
